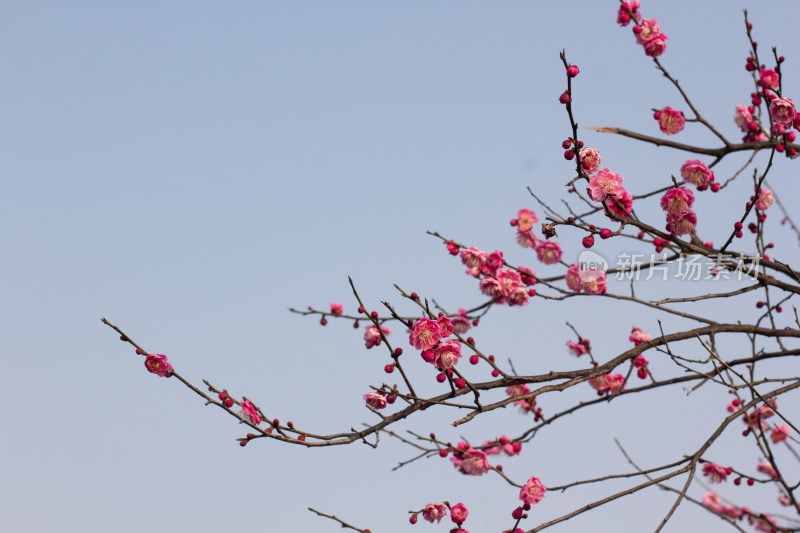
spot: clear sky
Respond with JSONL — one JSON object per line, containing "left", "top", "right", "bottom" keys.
{"left": 3, "top": 1, "right": 800, "bottom": 532}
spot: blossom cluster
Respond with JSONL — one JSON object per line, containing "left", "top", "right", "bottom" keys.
{"left": 450, "top": 442, "right": 491, "bottom": 476}
{"left": 410, "top": 316, "right": 464, "bottom": 371}
{"left": 618, "top": 1, "right": 667, "bottom": 57}
{"left": 566, "top": 264, "right": 608, "bottom": 295}
{"left": 505, "top": 383, "right": 543, "bottom": 421}
{"left": 660, "top": 186, "right": 697, "bottom": 237}
{"left": 459, "top": 245, "right": 534, "bottom": 306}
{"left": 588, "top": 372, "right": 625, "bottom": 396}
{"left": 586, "top": 168, "right": 633, "bottom": 218}
{"left": 514, "top": 208, "right": 564, "bottom": 266}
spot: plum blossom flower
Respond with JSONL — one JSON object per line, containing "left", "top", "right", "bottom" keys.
{"left": 506, "top": 285, "right": 530, "bottom": 307}
{"left": 579, "top": 268, "right": 607, "bottom": 295}
{"left": 460, "top": 247, "right": 488, "bottom": 277}
{"left": 410, "top": 318, "right": 442, "bottom": 350}
{"left": 517, "top": 208, "right": 539, "bottom": 231}
{"left": 643, "top": 34, "right": 667, "bottom": 57}
{"left": 703, "top": 492, "right": 741, "bottom": 519}
{"left": 566, "top": 340, "right": 588, "bottom": 357}
{"left": 565, "top": 265, "right": 583, "bottom": 292}
{"left": 733, "top": 105, "right": 753, "bottom": 132}
{"left": 498, "top": 269, "right": 523, "bottom": 298}
{"left": 634, "top": 18, "right": 660, "bottom": 45}
{"left": 516, "top": 229, "right": 539, "bottom": 249}
{"left": 535, "top": 240, "right": 563, "bottom": 265}
{"left": 451, "top": 308, "right": 471, "bottom": 335}
{"left": 751, "top": 515, "right": 778, "bottom": 532}
{"left": 755, "top": 188, "right": 773, "bottom": 210}
{"left": 433, "top": 339, "right": 462, "bottom": 371}
{"left": 616, "top": 0, "right": 640, "bottom": 27}
{"left": 680, "top": 160, "right": 714, "bottom": 189}
{"left": 579, "top": 147, "right": 602, "bottom": 174}
{"left": 364, "top": 324, "right": 390, "bottom": 349}
{"left": 760, "top": 68, "right": 780, "bottom": 89}
{"left": 363, "top": 392, "right": 387, "bottom": 410}
{"left": 506, "top": 383, "right": 530, "bottom": 397}
{"left": 605, "top": 187, "right": 633, "bottom": 217}
{"left": 771, "top": 425, "right": 790, "bottom": 443}
{"left": 461, "top": 449, "right": 491, "bottom": 475}
{"left": 658, "top": 107, "right": 685, "bottom": 135}
{"left": 437, "top": 316, "right": 454, "bottom": 337}
{"left": 769, "top": 97, "right": 796, "bottom": 125}
{"left": 587, "top": 168, "right": 624, "bottom": 202}
{"left": 589, "top": 373, "right": 624, "bottom": 395}
{"left": 479, "top": 275, "right": 503, "bottom": 299}
{"left": 702, "top": 463, "right": 728, "bottom": 483}
{"left": 486, "top": 250, "right": 504, "bottom": 274}
{"left": 519, "top": 476, "right": 546, "bottom": 505}
{"left": 450, "top": 503, "right": 469, "bottom": 525}
{"left": 144, "top": 353, "right": 173, "bottom": 377}
{"left": 666, "top": 209, "right": 697, "bottom": 236}
{"left": 497, "top": 435, "right": 521, "bottom": 456}
{"left": 422, "top": 503, "right": 448, "bottom": 524}
{"left": 757, "top": 461, "right": 778, "bottom": 478}
{"left": 239, "top": 398, "right": 262, "bottom": 425}
{"left": 629, "top": 327, "right": 651, "bottom": 346}
{"left": 661, "top": 187, "right": 695, "bottom": 215}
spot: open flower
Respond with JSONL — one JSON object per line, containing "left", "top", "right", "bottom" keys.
{"left": 422, "top": 503, "right": 448, "bottom": 524}
{"left": 144, "top": 353, "right": 173, "bottom": 377}
{"left": 519, "top": 476, "right": 546, "bottom": 505}
{"left": 239, "top": 398, "right": 262, "bottom": 425}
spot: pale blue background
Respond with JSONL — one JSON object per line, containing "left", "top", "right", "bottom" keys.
{"left": 3, "top": 1, "right": 800, "bottom": 532}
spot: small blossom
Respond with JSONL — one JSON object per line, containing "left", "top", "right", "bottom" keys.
{"left": 479, "top": 276, "right": 503, "bottom": 299}
{"left": 605, "top": 187, "right": 633, "bottom": 218}
{"left": 517, "top": 208, "right": 539, "bottom": 231}
{"left": 506, "top": 285, "right": 530, "bottom": 307}
{"left": 734, "top": 105, "right": 753, "bottom": 132}
{"left": 450, "top": 503, "right": 469, "bottom": 525}
{"left": 589, "top": 373, "right": 624, "bottom": 395}
{"left": 364, "top": 324, "right": 390, "bottom": 349}
{"left": 769, "top": 97, "right": 796, "bottom": 125}
{"left": 616, "top": 0, "right": 640, "bottom": 27}
{"left": 643, "top": 33, "right": 667, "bottom": 57}
{"left": 410, "top": 319, "right": 442, "bottom": 350}
{"left": 519, "top": 476, "right": 546, "bottom": 505}
{"left": 330, "top": 303, "right": 343, "bottom": 315}
{"left": 239, "top": 398, "right": 262, "bottom": 425}
{"left": 751, "top": 515, "right": 778, "bottom": 532}
{"left": 680, "top": 160, "right": 714, "bottom": 189}
{"left": 506, "top": 384, "right": 530, "bottom": 397}
{"left": 458, "top": 449, "right": 491, "bottom": 476}
{"left": 658, "top": 106, "right": 685, "bottom": 135}
{"left": 565, "top": 265, "right": 583, "bottom": 292}
{"left": 535, "top": 240, "right": 563, "bottom": 265}
{"left": 703, "top": 492, "right": 741, "bottom": 519}
{"left": 422, "top": 503, "right": 448, "bottom": 524}
{"left": 587, "top": 168, "right": 625, "bottom": 202}
{"left": 760, "top": 68, "right": 780, "bottom": 89}
{"left": 433, "top": 339, "right": 462, "bottom": 371}
{"left": 567, "top": 340, "right": 588, "bottom": 357}
{"left": 486, "top": 250, "right": 504, "bottom": 273}
{"left": 579, "top": 268, "right": 607, "bottom": 295}
{"left": 629, "top": 327, "right": 651, "bottom": 346}
{"left": 660, "top": 186, "right": 695, "bottom": 215}
{"left": 702, "top": 463, "right": 728, "bottom": 483}
{"left": 771, "top": 425, "right": 790, "bottom": 443}
{"left": 460, "top": 247, "right": 488, "bottom": 277}
{"left": 579, "top": 147, "right": 602, "bottom": 174}
{"left": 755, "top": 189, "right": 773, "bottom": 210}
{"left": 437, "top": 316, "right": 454, "bottom": 338}
{"left": 363, "top": 392, "right": 387, "bottom": 410}
{"left": 451, "top": 308, "right": 471, "bottom": 335}
{"left": 634, "top": 18, "right": 660, "bottom": 45}
{"left": 516, "top": 229, "right": 539, "bottom": 249}
{"left": 757, "top": 461, "right": 778, "bottom": 478}
{"left": 144, "top": 353, "right": 173, "bottom": 377}
{"left": 634, "top": 354, "right": 648, "bottom": 368}
{"left": 666, "top": 209, "right": 697, "bottom": 237}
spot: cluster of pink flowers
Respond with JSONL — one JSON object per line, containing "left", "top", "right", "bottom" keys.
{"left": 482, "top": 435, "right": 522, "bottom": 456}
{"left": 519, "top": 476, "right": 546, "bottom": 505}
{"left": 513, "top": 208, "right": 564, "bottom": 266}
{"left": 588, "top": 373, "right": 625, "bottom": 395}
{"left": 451, "top": 308, "right": 471, "bottom": 335}
{"left": 566, "top": 265, "right": 608, "bottom": 295}
{"left": 734, "top": 104, "right": 769, "bottom": 142}
{"left": 618, "top": 2, "right": 667, "bottom": 57}
{"left": 660, "top": 186, "right": 697, "bottom": 237}
{"left": 144, "top": 353, "right": 173, "bottom": 377}
{"left": 679, "top": 160, "right": 715, "bottom": 190}
{"left": 702, "top": 463, "right": 729, "bottom": 483}
{"left": 363, "top": 324, "right": 391, "bottom": 349}
{"left": 586, "top": 168, "right": 633, "bottom": 218}
{"left": 771, "top": 424, "right": 790, "bottom": 443}
{"left": 628, "top": 327, "right": 651, "bottom": 346}
{"left": 459, "top": 245, "right": 534, "bottom": 306}
{"left": 505, "top": 383, "right": 542, "bottom": 419}
{"left": 239, "top": 398, "right": 262, "bottom": 425}
{"left": 566, "top": 339, "right": 588, "bottom": 357}
{"left": 410, "top": 316, "right": 465, "bottom": 371}
{"left": 702, "top": 492, "right": 741, "bottom": 520}
{"left": 655, "top": 106, "right": 684, "bottom": 135}
{"left": 450, "top": 442, "right": 491, "bottom": 476}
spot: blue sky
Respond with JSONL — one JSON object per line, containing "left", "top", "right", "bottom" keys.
{"left": 3, "top": 2, "right": 800, "bottom": 532}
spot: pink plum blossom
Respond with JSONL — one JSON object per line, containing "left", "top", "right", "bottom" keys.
{"left": 519, "top": 476, "right": 546, "bottom": 505}
{"left": 437, "top": 316, "right": 454, "bottom": 337}
{"left": 589, "top": 373, "right": 624, "bottom": 395}
{"left": 498, "top": 269, "right": 523, "bottom": 298}
{"left": 587, "top": 168, "right": 624, "bottom": 202}
{"left": 506, "top": 383, "right": 530, "bottom": 397}
{"left": 616, "top": 0, "right": 640, "bottom": 27}
{"left": 643, "top": 33, "right": 667, "bottom": 57}
{"left": 665, "top": 209, "right": 697, "bottom": 236}
{"left": 460, "top": 247, "right": 487, "bottom": 277}
{"left": 579, "top": 268, "right": 607, "bottom": 295}
{"left": 506, "top": 285, "right": 530, "bottom": 307}
{"left": 364, "top": 324, "right": 390, "bottom": 349}
{"left": 629, "top": 327, "right": 651, "bottom": 346}
{"left": 755, "top": 188, "right": 773, "bottom": 210}
{"left": 410, "top": 318, "right": 442, "bottom": 350}
{"left": 757, "top": 461, "right": 778, "bottom": 478}
{"left": 451, "top": 308, "right": 471, "bottom": 335}
{"left": 702, "top": 463, "right": 728, "bottom": 483}
{"left": 703, "top": 492, "right": 741, "bottom": 519}
{"left": 479, "top": 276, "right": 503, "bottom": 299}
{"left": 751, "top": 515, "right": 778, "bottom": 532}
{"left": 760, "top": 68, "right": 780, "bottom": 89}
{"left": 680, "top": 160, "right": 714, "bottom": 189}
{"left": 658, "top": 107, "right": 685, "bottom": 135}
{"left": 516, "top": 229, "right": 539, "bottom": 249}
{"left": 433, "top": 339, "right": 462, "bottom": 371}
{"left": 240, "top": 398, "right": 262, "bottom": 425}
{"left": 579, "top": 147, "right": 602, "bottom": 174}
{"left": 422, "top": 503, "right": 448, "bottom": 524}
{"left": 565, "top": 265, "right": 583, "bottom": 292}
{"left": 771, "top": 425, "right": 790, "bottom": 443}
{"left": 144, "top": 353, "right": 173, "bottom": 377}
{"left": 634, "top": 18, "right": 660, "bottom": 45}
{"left": 567, "top": 340, "right": 588, "bottom": 357}
{"left": 734, "top": 105, "right": 753, "bottom": 131}
{"left": 535, "top": 240, "right": 563, "bottom": 265}
{"left": 457, "top": 449, "right": 491, "bottom": 476}
{"left": 660, "top": 187, "right": 695, "bottom": 215}
{"left": 363, "top": 392, "right": 387, "bottom": 410}
{"left": 486, "top": 250, "right": 504, "bottom": 273}
{"left": 605, "top": 187, "right": 633, "bottom": 217}
{"left": 769, "top": 97, "right": 796, "bottom": 125}
{"left": 450, "top": 503, "right": 469, "bottom": 525}
{"left": 517, "top": 208, "right": 539, "bottom": 231}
